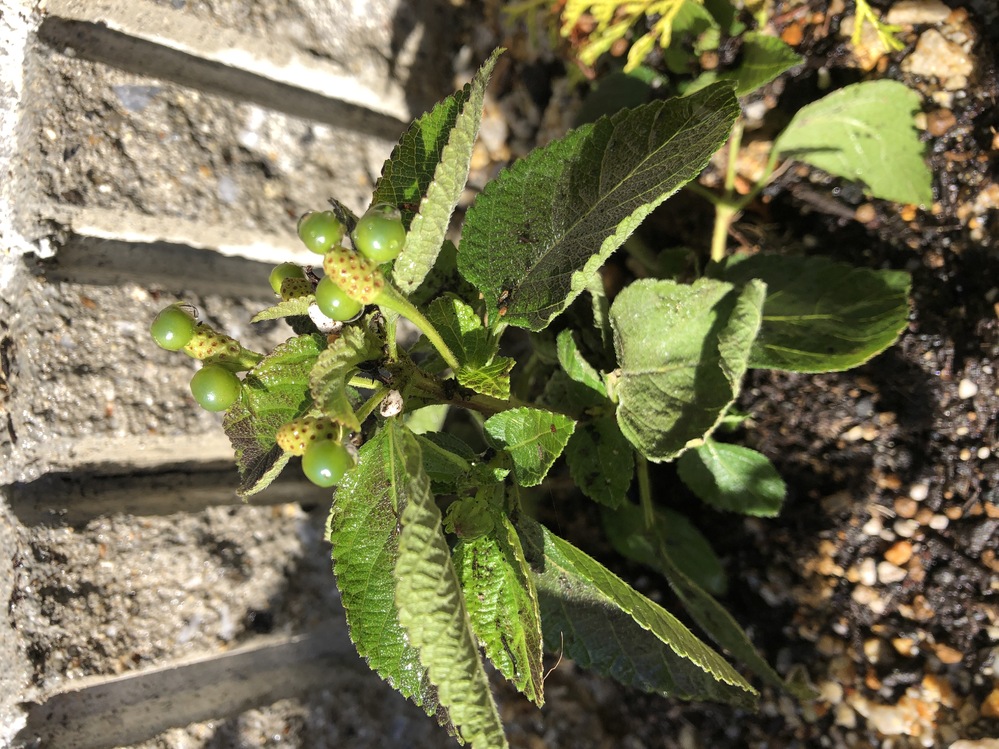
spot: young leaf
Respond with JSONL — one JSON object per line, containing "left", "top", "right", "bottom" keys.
{"left": 250, "top": 295, "right": 313, "bottom": 323}
{"left": 517, "top": 515, "right": 757, "bottom": 708}
{"left": 609, "top": 278, "right": 765, "bottom": 462}
{"left": 556, "top": 330, "right": 606, "bottom": 396}
{"left": 223, "top": 334, "right": 324, "bottom": 495}
{"left": 603, "top": 502, "right": 815, "bottom": 699}
{"left": 308, "top": 320, "right": 383, "bottom": 431}
{"left": 453, "top": 504, "right": 545, "bottom": 706}
{"left": 392, "top": 421, "right": 509, "bottom": 748}
{"left": 327, "top": 424, "right": 454, "bottom": 735}
{"left": 604, "top": 504, "right": 727, "bottom": 597}
{"left": 376, "top": 50, "right": 501, "bottom": 293}
{"left": 458, "top": 84, "right": 739, "bottom": 331}
{"left": 773, "top": 80, "right": 932, "bottom": 205}
{"left": 416, "top": 432, "right": 476, "bottom": 490}
{"left": 483, "top": 408, "right": 576, "bottom": 487}
{"left": 685, "top": 32, "right": 802, "bottom": 96}
{"left": 722, "top": 254, "right": 911, "bottom": 373}
{"left": 425, "top": 294, "right": 514, "bottom": 398}
{"left": 566, "top": 417, "right": 634, "bottom": 508}
{"left": 677, "top": 439, "right": 786, "bottom": 516}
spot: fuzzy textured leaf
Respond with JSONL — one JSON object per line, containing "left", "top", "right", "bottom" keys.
{"left": 773, "top": 80, "right": 932, "bottom": 205}
{"left": 610, "top": 279, "right": 765, "bottom": 461}
{"left": 223, "top": 334, "right": 324, "bottom": 495}
{"left": 566, "top": 417, "right": 634, "bottom": 508}
{"left": 453, "top": 509, "right": 544, "bottom": 706}
{"left": 557, "top": 330, "right": 606, "bottom": 395}
{"left": 309, "top": 321, "right": 383, "bottom": 431}
{"left": 483, "top": 408, "right": 575, "bottom": 487}
{"left": 722, "top": 254, "right": 911, "bottom": 372}
{"left": 250, "top": 295, "right": 313, "bottom": 323}
{"left": 426, "top": 294, "right": 513, "bottom": 398}
{"left": 393, "top": 422, "right": 508, "bottom": 748}
{"left": 517, "top": 516, "right": 757, "bottom": 707}
{"left": 388, "top": 51, "right": 500, "bottom": 293}
{"left": 677, "top": 439, "right": 786, "bottom": 516}
{"left": 459, "top": 85, "right": 739, "bottom": 331}
{"left": 603, "top": 502, "right": 813, "bottom": 698}
{"left": 327, "top": 425, "right": 454, "bottom": 734}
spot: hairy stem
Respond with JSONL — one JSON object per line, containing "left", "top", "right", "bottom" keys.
{"left": 376, "top": 284, "right": 461, "bottom": 371}
{"left": 636, "top": 453, "right": 655, "bottom": 530}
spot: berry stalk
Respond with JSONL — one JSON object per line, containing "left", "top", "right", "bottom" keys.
{"left": 375, "top": 284, "right": 461, "bottom": 371}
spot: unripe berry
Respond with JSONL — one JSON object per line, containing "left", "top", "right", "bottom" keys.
{"left": 150, "top": 304, "right": 197, "bottom": 351}
{"left": 279, "top": 277, "right": 313, "bottom": 301}
{"left": 269, "top": 262, "right": 305, "bottom": 295}
{"left": 183, "top": 323, "right": 243, "bottom": 364}
{"left": 275, "top": 416, "right": 340, "bottom": 456}
{"left": 298, "top": 211, "right": 345, "bottom": 254}
{"left": 322, "top": 246, "right": 385, "bottom": 305}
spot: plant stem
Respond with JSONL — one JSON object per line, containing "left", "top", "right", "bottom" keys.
{"left": 376, "top": 284, "right": 461, "bottom": 371}
{"left": 710, "top": 202, "right": 738, "bottom": 265}
{"left": 636, "top": 453, "right": 655, "bottom": 530}
{"left": 622, "top": 234, "right": 659, "bottom": 275}
{"left": 355, "top": 385, "right": 390, "bottom": 423}
{"left": 348, "top": 375, "right": 381, "bottom": 390}
{"left": 236, "top": 348, "right": 264, "bottom": 370}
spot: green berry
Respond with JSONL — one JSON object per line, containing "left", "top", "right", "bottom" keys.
{"left": 190, "top": 364, "right": 241, "bottom": 412}
{"left": 150, "top": 304, "right": 196, "bottom": 351}
{"left": 298, "top": 211, "right": 344, "bottom": 255}
{"left": 302, "top": 439, "right": 354, "bottom": 487}
{"left": 315, "top": 277, "right": 364, "bottom": 321}
{"left": 276, "top": 416, "right": 340, "bottom": 456}
{"left": 322, "top": 246, "right": 385, "bottom": 305}
{"left": 352, "top": 203, "right": 406, "bottom": 263}
{"left": 269, "top": 262, "right": 305, "bottom": 294}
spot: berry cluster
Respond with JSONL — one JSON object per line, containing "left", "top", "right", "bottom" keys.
{"left": 149, "top": 202, "right": 407, "bottom": 488}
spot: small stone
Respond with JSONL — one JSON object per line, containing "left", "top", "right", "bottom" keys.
{"left": 950, "top": 740, "right": 999, "bottom": 749}
{"left": 958, "top": 378, "right": 979, "bottom": 399}
{"left": 902, "top": 30, "right": 974, "bottom": 90}
{"left": 895, "top": 497, "right": 919, "bottom": 518}
{"left": 934, "top": 643, "right": 964, "bottom": 664}
{"left": 886, "top": 0, "right": 951, "bottom": 25}
{"left": 925, "top": 108, "right": 957, "bottom": 137}
{"left": 892, "top": 637, "right": 918, "bottom": 656}
{"left": 855, "top": 203, "right": 877, "bottom": 223}
{"left": 944, "top": 505, "right": 963, "bottom": 520}
{"left": 915, "top": 507, "right": 935, "bottom": 526}
{"left": 859, "top": 557, "right": 878, "bottom": 586}
{"left": 863, "top": 515, "right": 884, "bottom": 536}
{"left": 960, "top": 447, "right": 972, "bottom": 460}
{"left": 978, "top": 446, "right": 991, "bottom": 459}
{"left": 894, "top": 518, "right": 921, "bottom": 538}
{"left": 885, "top": 540, "right": 914, "bottom": 566}
{"left": 863, "top": 638, "right": 883, "bottom": 663}
{"left": 834, "top": 702, "right": 857, "bottom": 728}
{"left": 982, "top": 687, "right": 999, "bottom": 719}
{"left": 909, "top": 483, "right": 930, "bottom": 502}
{"left": 820, "top": 680, "right": 844, "bottom": 704}
{"left": 928, "top": 514, "right": 949, "bottom": 530}
{"left": 878, "top": 561, "right": 908, "bottom": 584}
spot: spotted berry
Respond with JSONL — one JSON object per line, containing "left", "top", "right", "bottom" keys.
{"left": 275, "top": 416, "right": 340, "bottom": 456}
{"left": 279, "top": 276, "right": 313, "bottom": 302}
{"left": 269, "top": 262, "right": 306, "bottom": 295}
{"left": 322, "top": 245, "right": 385, "bottom": 305}
{"left": 183, "top": 323, "right": 244, "bottom": 364}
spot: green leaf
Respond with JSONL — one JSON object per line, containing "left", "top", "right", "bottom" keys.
{"left": 556, "top": 330, "right": 606, "bottom": 396}
{"left": 540, "top": 369, "right": 608, "bottom": 417}
{"left": 459, "top": 84, "right": 739, "bottom": 331}
{"left": 566, "top": 417, "right": 634, "bottom": 508}
{"left": 677, "top": 439, "right": 786, "bottom": 516}
{"left": 722, "top": 253, "right": 911, "bottom": 372}
{"left": 517, "top": 516, "right": 757, "bottom": 707}
{"left": 417, "top": 432, "right": 475, "bottom": 490}
{"left": 308, "top": 320, "right": 383, "bottom": 431}
{"left": 392, "top": 421, "right": 509, "bottom": 748}
{"left": 604, "top": 504, "right": 727, "bottom": 597}
{"left": 377, "top": 50, "right": 501, "bottom": 293}
{"left": 405, "top": 404, "right": 450, "bottom": 435}
{"left": 453, "top": 507, "right": 545, "bottom": 706}
{"left": 685, "top": 32, "right": 802, "bottom": 96}
{"left": 609, "top": 278, "right": 765, "bottom": 462}
{"left": 327, "top": 425, "right": 454, "bottom": 735}
{"left": 773, "top": 80, "right": 932, "bottom": 205}
{"left": 223, "top": 334, "right": 324, "bottom": 496}
{"left": 603, "top": 502, "right": 814, "bottom": 699}
{"left": 425, "top": 294, "right": 513, "bottom": 399}
{"left": 250, "top": 295, "right": 313, "bottom": 323}
{"left": 483, "top": 408, "right": 575, "bottom": 487}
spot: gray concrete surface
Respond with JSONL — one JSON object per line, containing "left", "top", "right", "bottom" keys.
{"left": 0, "top": 0, "right": 473, "bottom": 746}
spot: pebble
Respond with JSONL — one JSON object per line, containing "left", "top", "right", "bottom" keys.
{"left": 859, "top": 557, "right": 878, "bottom": 586}
{"left": 885, "top": 540, "right": 914, "bottom": 566}
{"left": 886, "top": 0, "right": 952, "bottom": 25}
{"left": 981, "top": 687, "right": 999, "bottom": 719}
{"left": 878, "top": 561, "right": 908, "bottom": 584}
{"left": 892, "top": 637, "right": 918, "bottom": 656}
{"left": 902, "top": 29, "right": 974, "bottom": 90}
{"left": 895, "top": 497, "right": 918, "bottom": 518}
{"left": 929, "top": 514, "right": 950, "bottom": 530}
{"left": 950, "top": 741, "right": 999, "bottom": 749}
{"left": 925, "top": 108, "right": 957, "bottom": 137}
{"left": 909, "top": 483, "right": 930, "bottom": 502}
{"left": 958, "top": 378, "right": 979, "bottom": 399}
{"left": 895, "top": 518, "right": 921, "bottom": 538}
{"left": 934, "top": 643, "right": 964, "bottom": 664}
